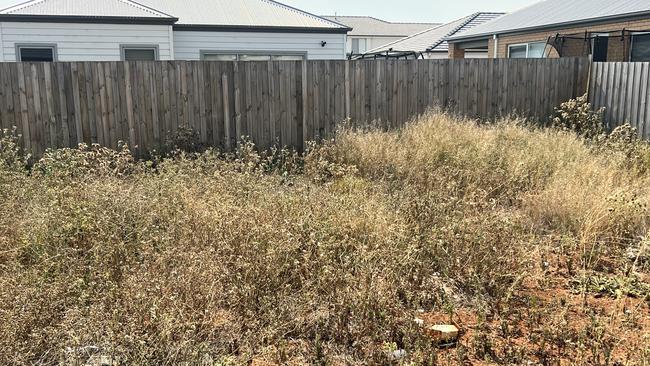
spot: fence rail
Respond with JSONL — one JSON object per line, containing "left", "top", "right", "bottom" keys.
{"left": 589, "top": 62, "right": 650, "bottom": 138}
{"left": 0, "top": 58, "right": 591, "bottom": 156}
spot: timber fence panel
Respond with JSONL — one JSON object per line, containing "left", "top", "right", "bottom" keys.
{"left": 0, "top": 58, "right": 591, "bottom": 157}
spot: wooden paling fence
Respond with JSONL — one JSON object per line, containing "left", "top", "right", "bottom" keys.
{"left": 589, "top": 62, "right": 650, "bottom": 138}
{"left": 0, "top": 58, "right": 591, "bottom": 157}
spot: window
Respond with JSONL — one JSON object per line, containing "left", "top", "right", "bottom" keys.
{"left": 17, "top": 44, "right": 56, "bottom": 62}
{"left": 121, "top": 45, "right": 158, "bottom": 61}
{"left": 202, "top": 54, "right": 237, "bottom": 61}
{"left": 591, "top": 33, "right": 609, "bottom": 62}
{"left": 351, "top": 38, "right": 367, "bottom": 54}
{"left": 508, "top": 45, "right": 528, "bottom": 58}
{"left": 631, "top": 33, "right": 650, "bottom": 62}
{"left": 508, "top": 42, "right": 546, "bottom": 58}
{"left": 200, "top": 51, "right": 306, "bottom": 61}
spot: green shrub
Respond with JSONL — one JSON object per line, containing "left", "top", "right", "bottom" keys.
{"left": 552, "top": 94, "right": 605, "bottom": 139}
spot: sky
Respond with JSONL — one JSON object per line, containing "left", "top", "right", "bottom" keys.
{"left": 0, "top": 0, "right": 540, "bottom": 23}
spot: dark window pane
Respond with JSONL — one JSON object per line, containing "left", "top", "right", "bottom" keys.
{"left": 20, "top": 47, "right": 54, "bottom": 62}
{"left": 592, "top": 36, "right": 609, "bottom": 62}
{"left": 124, "top": 48, "right": 156, "bottom": 61}
{"left": 631, "top": 34, "right": 650, "bottom": 62}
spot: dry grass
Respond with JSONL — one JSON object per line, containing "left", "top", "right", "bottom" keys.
{"left": 0, "top": 112, "right": 649, "bottom": 365}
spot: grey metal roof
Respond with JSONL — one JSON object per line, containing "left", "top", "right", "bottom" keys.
{"left": 449, "top": 0, "right": 650, "bottom": 41}
{"left": 135, "top": 0, "right": 348, "bottom": 29}
{"left": 0, "top": 0, "right": 175, "bottom": 19}
{"left": 322, "top": 16, "right": 439, "bottom": 37}
{"left": 369, "top": 12, "right": 504, "bottom": 54}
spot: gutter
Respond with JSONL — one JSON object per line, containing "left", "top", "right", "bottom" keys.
{"left": 0, "top": 14, "right": 179, "bottom": 25}
{"left": 448, "top": 10, "right": 650, "bottom": 43}
{"left": 173, "top": 24, "right": 352, "bottom": 34}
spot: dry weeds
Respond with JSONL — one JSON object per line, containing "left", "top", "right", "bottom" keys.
{"left": 0, "top": 111, "right": 648, "bottom": 365}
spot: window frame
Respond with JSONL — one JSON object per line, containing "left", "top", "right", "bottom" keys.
{"left": 199, "top": 50, "right": 307, "bottom": 61}
{"left": 591, "top": 32, "right": 610, "bottom": 62}
{"left": 507, "top": 41, "right": 546, "bottom": 59}
{"left": 351, "top": 38, "right": 367, "bottom": 54}
{"left": 16, "top": 43, "right": 58, "bottom": 62}
{"left": 630, "top": 31, "right": 650, "bottom": 62}
{"left": 120, "top": 44, "right": 159, "bottom": 61}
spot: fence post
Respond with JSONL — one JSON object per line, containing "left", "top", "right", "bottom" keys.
{"left": 345, "top": 60, "right": 350, "bottom": 121}
{"left": 222, "top": 72, "right": 231, "bottom": 151}
{"left": 301, "top": 60, "right": 308, "bottom": 149}
{"left": 233, "top": 61, "right": 242, "bottom": 145}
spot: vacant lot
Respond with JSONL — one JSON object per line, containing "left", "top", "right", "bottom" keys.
{"left": 0, "top": 112, "right": 648, "bottom": 365}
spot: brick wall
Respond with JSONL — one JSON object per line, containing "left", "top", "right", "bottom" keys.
{"left": 483, "top": 17, "right": 650, "bottom": 60}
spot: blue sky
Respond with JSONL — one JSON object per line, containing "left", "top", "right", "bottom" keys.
{"left": 0, "top": 0, "right": 540, "bottom": 23}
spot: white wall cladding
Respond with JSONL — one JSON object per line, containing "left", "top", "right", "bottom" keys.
{"left": 173, "top": 31, "right": 346, "bottom": 60}
{"left": 0, "top": 22, "right": 174, "bottom": 61}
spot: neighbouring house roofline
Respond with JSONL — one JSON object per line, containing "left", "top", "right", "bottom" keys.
{"left": 0, "top": 14, "right": 179, "bottom": 25}
{"left": 172, "top": 24, "right": 352, "bottom": 34}
{"left": 448, "top": 10, "right": 650, "bottom": 43}
{"left": 262, "top": 0, "right": 351, "bottom": 30}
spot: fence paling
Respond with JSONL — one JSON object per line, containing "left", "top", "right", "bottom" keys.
{"left": 0, "top": 58, "right": 591, "bottom": 157}
{"left": 588, "top": 62, "right": 650, "bottom": 138}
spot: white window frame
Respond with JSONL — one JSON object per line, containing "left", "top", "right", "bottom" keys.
{"left": 351, "top": 38, "right": 368, "bottom": 54}
{"left": 630, "top": 31, "right": 650, "bottom": 62}
{"left": 507, "top": 41, "right": 546, "bottom": 58}
{"left": 16, "top": 43, "right": 58, "bottom": 62}
{"left": 120, "top": 44, "right": 159, "bottom": 61}
{"left": 199, "top": 50, "right": 307, "bottom": 61}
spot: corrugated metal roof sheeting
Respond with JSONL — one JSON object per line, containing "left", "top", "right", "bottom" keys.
{"left": 137, "top": 0, "right": 346, "bottom": 28}
{"left": 0, "top": 0, "right": 174, "bottom": 18}
{"left": 322, "top": 16, "right": 439, "bottom": 37}
{"left": 449, "top": 0, "right": 650, "bottom": 40}
{"left": 369, "top": 12, "right": 503, "bottom": 53}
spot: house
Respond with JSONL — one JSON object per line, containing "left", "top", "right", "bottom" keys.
{"left": 446, "top": 0, "right": 650, "bottom": 61}
{"left": 0, "top": 0, "right": 350, "bottom": 62}
{"left": 356, "top": 12, "right": 504, "bottom": 59}
{"left": 322, "top": 15, "right": 439, "bottom": 56}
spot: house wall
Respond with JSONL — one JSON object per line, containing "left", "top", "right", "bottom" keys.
{"left": 0, "top": 22, "right": 174, "bottom": 61}
{"left": 486, "top": 17, "right": 650, "bottom": 60}
{"left": 173, "top": 31, "right": 347, "bottom": 60}
{"left": 346, "top": 35, "right": 404, "bottom": 54}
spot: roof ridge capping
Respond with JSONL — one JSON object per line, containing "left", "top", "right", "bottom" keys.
{"left": 0, "top": 0, "right": 46, "bottom": 13}
{"left": 261, "top": 0, "right": 350, "bottom": 29}
{"left": 118, "top": 0, "right": 176, "bottom": 18}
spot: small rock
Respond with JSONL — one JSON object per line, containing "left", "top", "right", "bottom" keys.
{"left": 391, "top": 349, "right": 407, "bottom": 360}
{"left": 427, "top": 324, "right": 459, "bottom": 343}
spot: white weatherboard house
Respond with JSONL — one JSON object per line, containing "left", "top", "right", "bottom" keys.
{"left": 0, "top": 0, "right": 351, "bottom": 62}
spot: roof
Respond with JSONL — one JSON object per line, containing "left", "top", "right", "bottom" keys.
{"left": 449, "top": 0, "right": 650, "bottom": 41}
{"left": 368, "top": 12, "right": 504, "bottom": 54}
{"left": 0, "top": 0, "right": 176, "bottom": 20}
{"left": 0, "top": 0, "right": 349, "bottom": 32}
{"left": 137, "top": 0, "right": 349, "bottom": 31}
{"left": 322, "top": 16, "right": 439, "bottom": 37}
